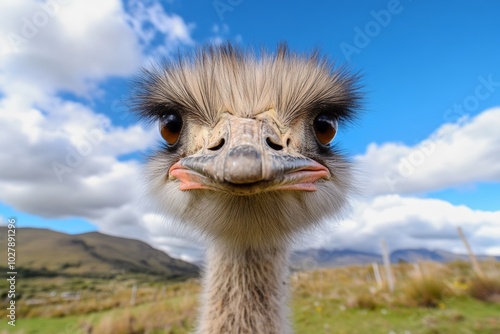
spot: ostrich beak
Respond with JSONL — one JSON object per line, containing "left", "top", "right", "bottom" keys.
{"left": 169, "top": 117, "right": 330, "bottom": 194}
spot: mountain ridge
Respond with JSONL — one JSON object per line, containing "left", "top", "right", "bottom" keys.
{"left": 291, "top": 247, "right": 500, "bottom": 269}
{"left": 1, "top": 227, "right": 497, "bottom": 275}
{"left": 0, "top": 226, "right": 199, "bottom": 279}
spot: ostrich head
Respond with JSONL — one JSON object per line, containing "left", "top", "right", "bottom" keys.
{"left": 132, "top": 44, "right": 360, "bottom": 250}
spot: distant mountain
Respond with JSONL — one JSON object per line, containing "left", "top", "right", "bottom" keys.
{"left": 390, "top": 248, "right": 445, "bottom": 263}
{"left": 0, "top": 227, "right": 199, "bottom": 279}
{"left": 291, "top": 247, "right": 499, "bottom": 269}
{"left": 2, "top": 227, "right": 497, "bottom": 276}
{"left": 390, "top": 248, "right": 498, "bottom": 263}
{"left": 291, "top": 249, "right": 382, "bottom": 269}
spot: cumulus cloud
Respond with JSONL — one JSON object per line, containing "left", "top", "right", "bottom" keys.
{"left": 0, "top": 0, "right": 497, "bottom": 263}
{"left": 0, "top": 94, "right": 155, "bottom": 218}
{"left": 124, "top": 0, "right": 194, "bottom": 56}
{"left": 358, "top": 108, "right": 500, "bottom": 196}
{"left": 93, "top": 205, "right": 203, "bottom": 262}
{"left": 133, "top": 192, "right": 500, "bottom": 261}
{"left": 0, "top": 0, "right": 200, "bottom": 260}
{"left": 0, "top": 0, "right": 142, "bottom": 97}
{"left": 208, "top": 23, "right": 243, "bottom": 46}
{"left": 0, "top": 93, "right": 185, "bottom": 258}
{"left": 306, "top": 194, "right": 500, "bottom": 256}
{"left": 1, "top": 91, "right": 498, "bottom": 260}
{"left": 0, "top": 0, "right": 196, "bottom": 97}
{"left": 1, "top": 97, "right": 498, "bottom": 262}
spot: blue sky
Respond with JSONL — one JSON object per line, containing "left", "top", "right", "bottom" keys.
{"left": 173, "top": 0, "right": 500, "bottom": 148}
{"left": 0, "top": 0, "right": 499, "bottom": 260}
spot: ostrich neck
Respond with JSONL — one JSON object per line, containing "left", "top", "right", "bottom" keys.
{"left": 197, "top": 242, "right": 291, "bottom": 334}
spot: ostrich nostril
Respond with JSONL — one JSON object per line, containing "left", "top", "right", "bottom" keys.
{"left": 266, "top": 137, "right": 283, "bottom": 151}
{"left": 208, "top": 138, "right": 225, "bottom": 151}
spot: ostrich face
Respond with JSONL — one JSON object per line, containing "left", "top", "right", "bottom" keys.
{"left": 133, "top": 45, "right": 360, "bottom": 248}
{"left": 170, "top": 110, "right": 331, "bottom": 194}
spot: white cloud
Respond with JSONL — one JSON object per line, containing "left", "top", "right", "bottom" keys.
{"left": 88, "top": 202, "right": 203, "bottom": 262}
{"left": 0, "top": 0, "right": 196, "bottom": 97}
{"left": 208, "top": 23, "right": 243, "bottom": 45}
{"left": 0, "top": 95, "right": 155, "bottom": 218}
{"left": 306, "top": 194, "right": 500, "bottom": 257}
{"left": 0, "top": 1, "right": 497, "bottom": 263}
{"left": 151, "top": 235, "right": 203, "bottom": 263}
{"left": 0, "top": 0, "right": 199, "bottom": 261}
{"left": 209, "top": 23, "right": 230, "bottom": 45}
{"left": 358, "top": 107, "right": 500, "bottom": 196}
{"left": 0, "top": 93, "right": 198, "bottom": 261}
{"left": 104, "top": 192, "right": 500, "bottom": 262}
{"left": 0, "top": 0, "right": 142, "bottom": 97}
{"left": 124, "top": 0, "right": 194, "bottom": 56}
{"left": 1, "top": 94, "right": 498, "bottom": 261}
{"left": 0, "top": 94, "right": 498, "bottom": 261}
{"left": 0, "top": 93, "right": 186, "bottom": 258}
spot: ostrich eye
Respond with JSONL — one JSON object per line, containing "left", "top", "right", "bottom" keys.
{"left": 159, "top": 112, "right": 183, "bottom": 145}
{"left": 313, "top": 113, "right": 338, "bottom": 145}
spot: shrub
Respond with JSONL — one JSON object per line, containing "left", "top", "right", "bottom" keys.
{"left": 448, "top": 260, "right": 471, "bottom": 275}
{"left": 403, "top": 277, "right": 452, "bottom": 308}
{"left": 468, "top": 276, "right": 500, "bottom": 303}
{"left": 354, "top": 294, "right": 379, "bottom": 310}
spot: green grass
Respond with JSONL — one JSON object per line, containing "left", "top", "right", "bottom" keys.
{"left": 2, "top": 296, "right": 499, "bottom": 334}
{"left": 292, "top": 296, "right": 500, "bottom": 334}
{"left": 1, "top": 261, "right": 499, "bottom": 334}
{"left": 0, "top": 315, "right": 87, "bottom": 334}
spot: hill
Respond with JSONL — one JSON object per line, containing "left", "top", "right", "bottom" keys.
{"left": 2, "top": 226, "right": 497, "bottom": 277}
{"left": 291, "top": 248, "right": 381, "bottom": 269}
{"left": 0, "top": 227, "right": 198, "bottom": 279}
{"left": 291, "top": 247, "right": 499, "bottom": 269}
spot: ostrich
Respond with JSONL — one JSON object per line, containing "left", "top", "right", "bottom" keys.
{"left": 132, "top": 43, "right": 360, "bottom": 334}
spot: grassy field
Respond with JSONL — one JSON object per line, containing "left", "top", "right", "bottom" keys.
{"left": 1, "top": 260, "right": 499, "bottom": 334}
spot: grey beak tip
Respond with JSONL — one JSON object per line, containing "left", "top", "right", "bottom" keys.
{"left": 223, "top": 145, "right": 263, "bottom": 184}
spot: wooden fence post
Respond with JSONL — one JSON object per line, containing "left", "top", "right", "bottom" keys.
{"left": 130, "top": 284, "right": 137, "bottom": 306}
{"left": 381, "top": 240, "right": 395, "bottom": 292}
{"left": 372, "top": 262, "right": 383, "bottom": 288}
{"left": 457, "top": 226, "right": 484, "bottom": 277}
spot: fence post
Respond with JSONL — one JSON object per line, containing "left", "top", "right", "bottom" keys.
{"left": 413, "top": 262, "right": 423, "bottom": 279}
{"left": 457, "top": 226, "right": 484, "bottom": 277}
{"left": 130, "top": 284, "right": 137, "bottom": 306}
{"left": 381, "top": 240, "right": 395, "bottom": 292}
{"left": 372, "top": 262, "right": 383, "bottom": 288}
